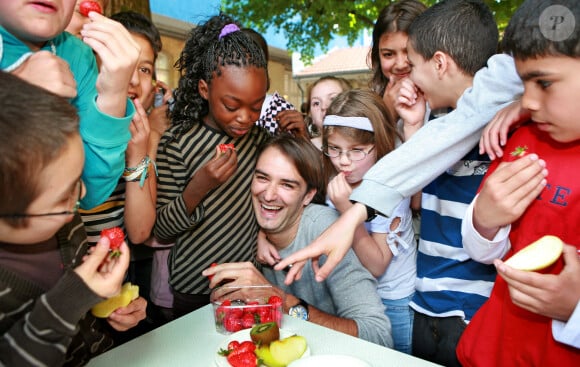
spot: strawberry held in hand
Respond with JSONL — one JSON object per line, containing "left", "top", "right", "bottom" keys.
{"left": 79, "top": 1, "right": 103, "bottom": 17}
{"left": 218, "top": 143, "right": 235, "bottom": 154}
{"left": 100, "top": 227, "right": 124, "bottom": 258}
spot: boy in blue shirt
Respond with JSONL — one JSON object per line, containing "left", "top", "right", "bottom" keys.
{"left": 0, "top": 0, "right": 139, "bottom": 209}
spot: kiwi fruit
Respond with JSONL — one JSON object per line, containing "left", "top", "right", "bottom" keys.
{"left": 250, "top": 322, "right": 280, "bottom": 345}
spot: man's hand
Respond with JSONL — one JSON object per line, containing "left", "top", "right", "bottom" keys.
{"left": 275, "top": 202, "right": 366, "bottom": 284}
{"left": 473, "top": 154, "right": 547, "bottom": 239}
{"left": 495, "top": 244, "right": 580, "bottom": 321}
{"left": 202, "top": 262, "right": 271, "bottom": 289}
{"left": 12, "top": 51, "right": 77, "bottom": 98}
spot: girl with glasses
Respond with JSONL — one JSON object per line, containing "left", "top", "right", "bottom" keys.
{"left": 323, "top": 89, "right": 417, "bottom": 354}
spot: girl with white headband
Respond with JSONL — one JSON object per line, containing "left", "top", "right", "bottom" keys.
{"left": 322, "top": 89, "right": 417, "bottom": 354}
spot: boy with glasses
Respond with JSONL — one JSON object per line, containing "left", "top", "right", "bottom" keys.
{"left": 0, "top": 72, "right": 145, "bottom": 366}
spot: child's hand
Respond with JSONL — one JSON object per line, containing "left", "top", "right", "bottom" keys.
{"left": 327, "top": 173, "right": 353, "bottom": 213}
{"left": 479, "top": 100, "right": 530, "bottom": 160}
{"left": 473, "top": 154, "right": 547, "bottom": 239}
{"left": 12, "top": 51, "right": 77, "bottom": 98}
{"left": 494, "top": 244, "right": 580, "bottom": 321}
{"left": 191, "top": 146, "right": 238, "bottom": 194}
{"left": 395, "top": 78, "right": 426, "bottom": 140}
{"left": 256, "top": 230, "right": 280, "bottom": 266}
{"left": 383, "top": 76, "right": 405, "bottom": 120}
{"left": 106, "top": 296, "right": 147, "bottom": 331}
{"left": 74, "top": 236, "right": 130, "bottom": 299}
{"left": 276, "top": 202, "right": 368, "bottom": 284}
{"left": 80, "top": 12, "right": 140, "bottom": 116}
{"left": 277, "top": 110, "right": 308, "bottom": 138}
{"left": 125, "top": 99, "right": 150, "bottom": 165}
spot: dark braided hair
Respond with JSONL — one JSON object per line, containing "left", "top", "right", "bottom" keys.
{"left": 171, "top": 13, "right": 268, "bottom": 135}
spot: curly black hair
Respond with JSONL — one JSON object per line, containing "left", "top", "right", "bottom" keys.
{"left": 171, "top": 13, "right": 268, "bottom": 135}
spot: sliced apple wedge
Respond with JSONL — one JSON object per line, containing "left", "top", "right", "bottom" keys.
{"left": 91, "top": 282, "right": 139, "bottom": 318}
{"left": 268, "top": 335, "right": 307, "bottom": 366}
{"left": 504, "top": 235, "right": 563, "bottom": 271}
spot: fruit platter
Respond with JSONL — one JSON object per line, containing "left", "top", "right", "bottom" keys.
{"left": 215, "top": 322, "right": 310, "bottom": 367}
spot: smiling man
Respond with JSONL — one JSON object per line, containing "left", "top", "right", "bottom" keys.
{"left": 205, "top": 135, "right": 393, "bottom": 347}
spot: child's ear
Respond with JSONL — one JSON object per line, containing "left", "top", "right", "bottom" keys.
{"left": 198, "top": 79, "right": 209, "bottom": 100}
{"left": 432, "top": 51, "right": 448, "bottom": 79}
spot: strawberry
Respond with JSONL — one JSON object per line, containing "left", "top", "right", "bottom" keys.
{"left": 508, "top": 145, "right": 528, "bottom": 161}
{"left": 100, "top": 227, "right": 124, "bottom": 258}
{"left": 227, "top": 341, "right": 241, "bottom": 351}
{"left": 79, "top": 1, "right": 102, "bottom": 17}
{"left": 218, "top": 143, "right": 235, "bottom": 154}
{"left": 227, "top": 351, "right": 257, "bottom": 367}
{"left": 241, "top": 312, "right": 256, "bottom": 329}
{"left": 267, "top": 295, "right": 283, "bottom": 307}
{"left": 207, "top": 262, "right": 218, "bottom": 281}
{"left": 224, "top": 312, "right": 242, "bottom": 332}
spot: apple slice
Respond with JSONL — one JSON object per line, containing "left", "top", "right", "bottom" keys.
{"left": 269, "top": 335, "right": 307, "bottom": 366}
{"left": 255, "top": 345, "right": 285, "bottom": 367}
{"left": 91, "top": 282, "right": 139, "bottom": 318}
{"left": 504, "top": 235, "right": 563, "bottom": 271}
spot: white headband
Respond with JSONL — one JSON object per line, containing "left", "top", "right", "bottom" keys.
{"left": 323, "top": 115, "right": 374, "bottom": 132}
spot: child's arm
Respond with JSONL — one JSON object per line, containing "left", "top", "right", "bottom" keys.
{"left": 256, "top": 230, "right": 281, "bottom": 266}
{"left": 278, "top": 54, "right": 524, "bottom": 283}
{"left": 0, "top": 236, "right": 129, "bottom": 366}
{"left": 276, "top": 110, "right": 309, "bottom": 139}
{"left": 123, "top": 99, "right": 157, "bottom": 244}
{"left": 479, "top": 99, "right": 531, "bottom": 160}
{"left": 494, "top": 245, "right": 580, "bottom": 348}
{"left": 462, "top": 154, "right": 547, "bottom": 263}
{"left": 395, "top": 77, "right": 426, "bottom": 140}
{"left": 154, "top": 145, "right": 237, "bottom": 242}
{"left": 11, "top": 51, "right": 77, "bottom": 98}
{"left": 80, "top": 12, "right": 140, "bottom": 118}
{"left": 328, "top": 173, "right": 393, "bottom": 277}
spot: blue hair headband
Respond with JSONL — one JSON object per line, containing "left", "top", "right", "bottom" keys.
{"left": 219, "top": 23, "right": 240, "bottom": 40}
{"left": 323, "top": 115, "right": 374, "bottom": 132}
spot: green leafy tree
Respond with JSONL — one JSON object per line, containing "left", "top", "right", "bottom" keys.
{"left": 222, "top": 0, "right": 524, "bottom": 63}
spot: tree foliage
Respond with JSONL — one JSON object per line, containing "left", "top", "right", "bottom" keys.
{"left": 222, "top": 0, "right": 524, "bottom": 63}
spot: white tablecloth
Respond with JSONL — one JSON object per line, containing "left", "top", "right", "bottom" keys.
{"left": 88, "top": 304, "right": 440, "bottom": 367}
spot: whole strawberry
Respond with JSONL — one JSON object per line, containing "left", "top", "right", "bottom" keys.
{"left": 100, "top": 227, "right": 124, "bottom": 258}
{"left": 79, "top": 1, "right": 102, "bottom": 17}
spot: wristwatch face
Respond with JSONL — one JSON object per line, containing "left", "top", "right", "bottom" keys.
{"left": 289, "top": 305, "right": 308, "bottom": 320}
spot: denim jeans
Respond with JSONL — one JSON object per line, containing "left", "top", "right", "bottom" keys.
{"left": 412, "top": 311, "right": 466, "bottom": 367}
{"left": 382, "top": 294, "right": 414, "bottom": 354}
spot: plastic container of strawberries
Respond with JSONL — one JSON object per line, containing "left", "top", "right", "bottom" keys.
{"left": 210, "top": 285, "right": 284, "bottom": 334}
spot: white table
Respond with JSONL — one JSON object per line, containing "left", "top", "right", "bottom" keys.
{"left": 88, "top": 304, "right": 440, "bottom": 367}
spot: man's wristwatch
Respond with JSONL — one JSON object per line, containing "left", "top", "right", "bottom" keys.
{"left": 288, "top": 298, "right": 309, "bottom": 321}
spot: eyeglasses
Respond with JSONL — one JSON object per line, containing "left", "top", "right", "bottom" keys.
{"left": 0, "top": 179, "right": 83, "bottom": 219}
{"left": 323, "top": 145, "right": 376, "bottom": 161}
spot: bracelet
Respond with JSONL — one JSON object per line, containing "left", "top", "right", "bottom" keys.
{"left": 123, "top": 156, "right": 158, "bottom": 187}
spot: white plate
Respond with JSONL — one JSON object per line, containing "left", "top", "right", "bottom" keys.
{"left": 288, "top": 355, "right": 372, "bottom": 367}
{"left": 215, "top": 328, "right": 311, "bottom": 367}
